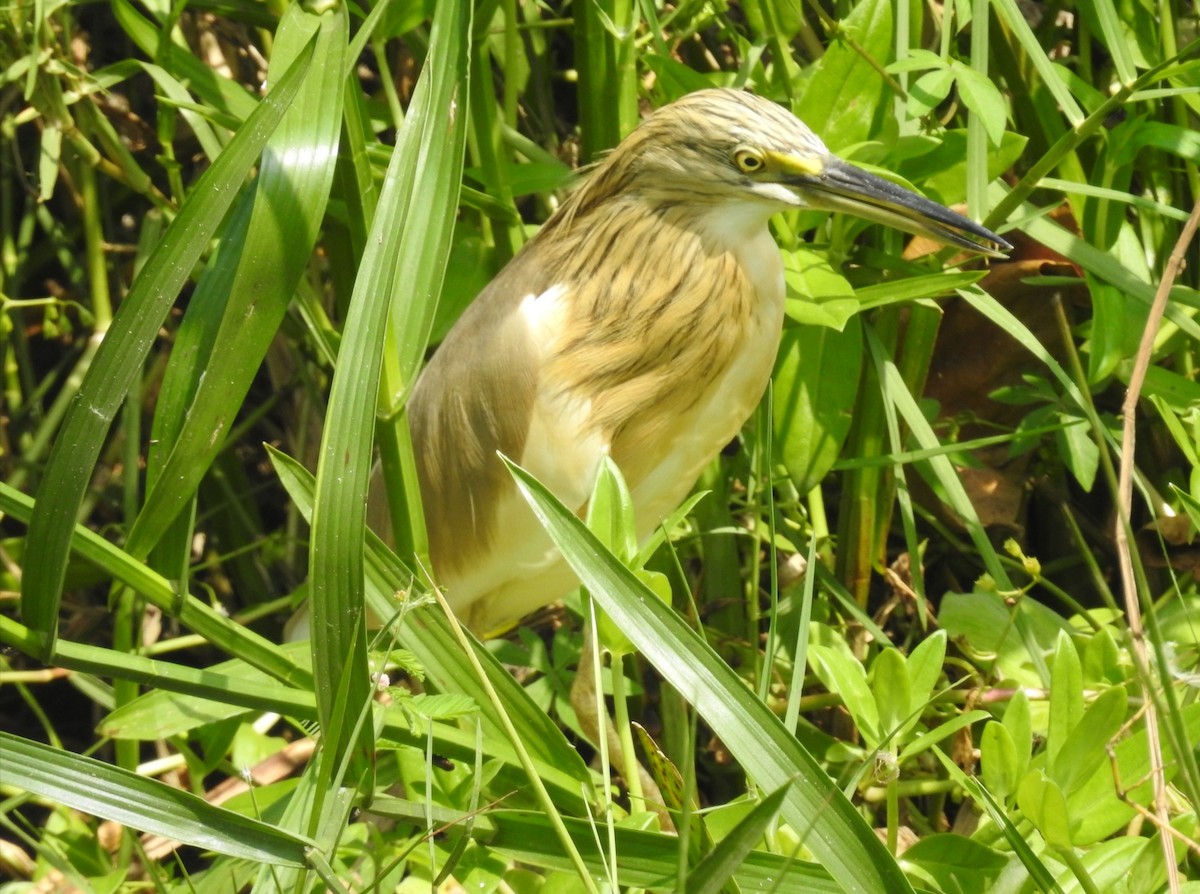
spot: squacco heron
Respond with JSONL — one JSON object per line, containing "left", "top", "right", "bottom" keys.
{"left": 401, "top": 88, "right": 1007, "bottom": 633}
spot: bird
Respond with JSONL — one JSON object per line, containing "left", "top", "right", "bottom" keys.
{"left": 398, "top": 88, "right": 1009, "bottom": 635}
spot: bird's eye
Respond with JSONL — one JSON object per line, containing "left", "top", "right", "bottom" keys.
{"left": 733, "top": 148, "right": 765, "bottom": 173}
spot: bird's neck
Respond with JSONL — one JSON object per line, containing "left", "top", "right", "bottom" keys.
{"left": 687, "top": 200, "right": 786, "bottom": 308}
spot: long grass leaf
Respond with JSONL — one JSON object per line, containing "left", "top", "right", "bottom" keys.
{"left": 505, "top": 459, "right": 915, "bottom": 894}
{"left": 127, "top": 8, "right": 346, "bottom": 562}
{"left": 1, "top": 481, "right": 311, "bottom": 688}
{"left": 0, "top": 731, "right": 313, "bottom": 866}
{"left": 19, "top": 41, "right": 315, "bottom": 655}
{"left": 307, "top": 0, "right": 470, "bottom": 773}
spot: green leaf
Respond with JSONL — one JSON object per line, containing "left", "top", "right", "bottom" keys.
{"left": 939, "top": 751, "right": 1066, "bottom": 893}
{"left": 908, "top": 68, "right": 955, "bottom": 119}
{"left": 0, "top": 731, "right": 312, "bottom": 866}
{"left": 1065, "top": 703, "right": 1200, "bottom": 845}
{"left": 1087, "top": 274, "right": 1147, "bottom": 383}
{"left": 504, "top": 458, "right": 916, "bottom": 894}
{"left": 901, "top": 132, "right": 1026, "bottom": 206}
{"left": 783, "top": 247, "right": 859, "bottom": 329}
{"left": 870, "top": 648, "right": 911, "bottom": 746}
{"left": 480, "top": 810, "right": 845, "bottom": 891}
{"left": 1055, "top": 413, "right": 1099, "bottom": 492}
{"left": 128, "top": 7, "right": 347, "bottom": 562}
{"left": 1003, "top": 689, "right": 1033, "bottom": 786}
{"left": 794, "top": 0, "right": 893, "bottom": 151}
{"left": 1048, "top": 685, "right": 1128, "bottom": 798}
{"left": 810, "top": 642, "right": 881, "bottom": 746}
{"left": 1, "top": 479, "right": 311, "bottom": 694}
{"left": 951, "top": 63, "right": 1007, "bottom": 146}
{"left": 307, "top": 0, "right": 471, "bottom": 769}
{"left": 1082, "top": 626, "right": 1123, "bottom": 685}
{"left": 587, "top": 456, "right": 638, "bottom": 564}
{"left": 853, "top": 271, "right": 987, "bottom": 311}
{"left": 688, "top": 783, "right": 791, "bottom": 894}
{"left": 268, "top": 447, "right": 594, "bottom": 798}
{"left": 897, "top": 710, "right": 991, "bottom": 764}
{"left": 20, "top": 34, "right": 317, "bottom": 656}
{"left": 1047, "top": 631, "right": 1084, "bottom": 766}
{"left": 1018, "top": 770, "right": 1074, "bottom": 849}
{"left": 902, "top": 834, "right": 1007, "bottom": 894}
{"left": 773, "top": 317, "right": 862, "bottom": 494}
{"left": 980, "top": 721, "right": 1019, "bottom": 803}
{"left": 904, "top": 631, "right": 946, "bottom": 707}
{"left": 586, "top": 457, "right": 639, "bottom": 655}
{"left": 939, "top": 590, "right": 1072, "bottom": 686}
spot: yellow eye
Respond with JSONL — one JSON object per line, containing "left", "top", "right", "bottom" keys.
{"left": 733, "top": 148, "right": 766, "bottom": 173}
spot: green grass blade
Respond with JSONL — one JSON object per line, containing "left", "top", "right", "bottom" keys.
{"left": 989, "top": 0, "right": 1084, "bottom": 126}
{"left": 688, "top": 782, "right": 791, "bottom": 894}
{"left": 0, "top": 730, "right": 313, "bottom": 867}
{"left": 1, "top": 481, "right": 311, "bottom": 688}
{"left": 504, "top": 458, "right": 915, "bottom": 894}
{"left": 268, "top": 447, "right": 594, "bottom": 794}
{"left": 111, "top": 0, "right": 259, "bottom": 121}
{"left": 19, "top": 36, "right": 316, "bottom": 657}
{"left": 126, "top": 7, "right": 346, "bottom": 562}
{"left": 306, "top": 0, "right": 470, "bottom": 774}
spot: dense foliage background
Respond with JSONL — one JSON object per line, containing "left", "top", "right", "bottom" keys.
{"left": 2, "top": 0, "right": 1199, "bottom": 891}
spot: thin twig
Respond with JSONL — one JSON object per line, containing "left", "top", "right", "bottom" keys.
{"left": 1115, "top": 193, "right": 1200, "bottom": 894}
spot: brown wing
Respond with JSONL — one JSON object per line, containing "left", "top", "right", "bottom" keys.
{"left": 406, "top": 252, "right": 548, "bottom": 583}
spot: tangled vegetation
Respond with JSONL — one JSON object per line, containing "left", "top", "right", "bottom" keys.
{"left": 1, "top": 0, "right": 1198, "bottom": 891}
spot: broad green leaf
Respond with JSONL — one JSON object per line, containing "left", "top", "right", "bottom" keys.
{"left": 587, "top": 457, "right": 638, "bottom": 564}
{"left": 1047, "top": 631, "right": 1084, "bottom": 766}
{"left": 952, "top": 63, "right": 1007, "bottom": 146}
{"left": 505, "top": 459, "right": 916, "bottom": 894}
{"left": 0, "top": 731, "right": 312, "bottom": 866}
{"left": 939, "top": 589, "right": 1072, "bottom": 686}
{"left": 870, "top": 648, "right": 911, "bottom": 746}
{"left": 1055, "top": 413, "right": 1099, "bottom": 492}
{"left": 1082, "top": 626, "right": 1123, "bottom": 686}
{"left": 586, "top": 457, "right": 639, "bottom": 655}
{"left": 1048, "top": 685, "right": 1128, "bottom": 797}
{"left": 1065, "top": 703, "right": 1200, "bottom": 845}
{"left": 901, "top": 131, "right": 1026, "bottom": 205}
{"left": 907, "top": 68, "right": 955, "bottom": 118}
{"left": 783, "top": 247, "right": 858, "bottom": 329}
{"left": 981, "top": 721, "right": 1019, "bottom": 803}
{"left": 810, "top": 642, "right": 881, "bottom": 746}
{"left": 773, "top": 316, "right": 862, "bottom": 494}
{"left": 794, "top": 0, "right": 893, "bottom": 151}
{"left": 902, "top": 834, "right": 1008, "bottom": 894}
{"left": 1086, "top": 274, "right": 1147, "bottom": 383}
{"left": 904, "top": 632, "right": 946, "bottom": 705}
{"left": 1018, "top": 770, "right": 1074, "bottom": 849}
{"left": 1003, "top": 689, "right": 1033, "bottom": 786}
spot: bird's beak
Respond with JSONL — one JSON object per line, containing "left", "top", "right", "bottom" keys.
{"left": 768, "top": 152, "right": 1012, "bottom": 257}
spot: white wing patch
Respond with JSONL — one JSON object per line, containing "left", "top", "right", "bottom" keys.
{"left": 442, "top": 283, "right": 611, "bottom": 623}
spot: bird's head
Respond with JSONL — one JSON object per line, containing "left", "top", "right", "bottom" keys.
{"left": 611, "top": 88, "right": 1010, "bottom": 256}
